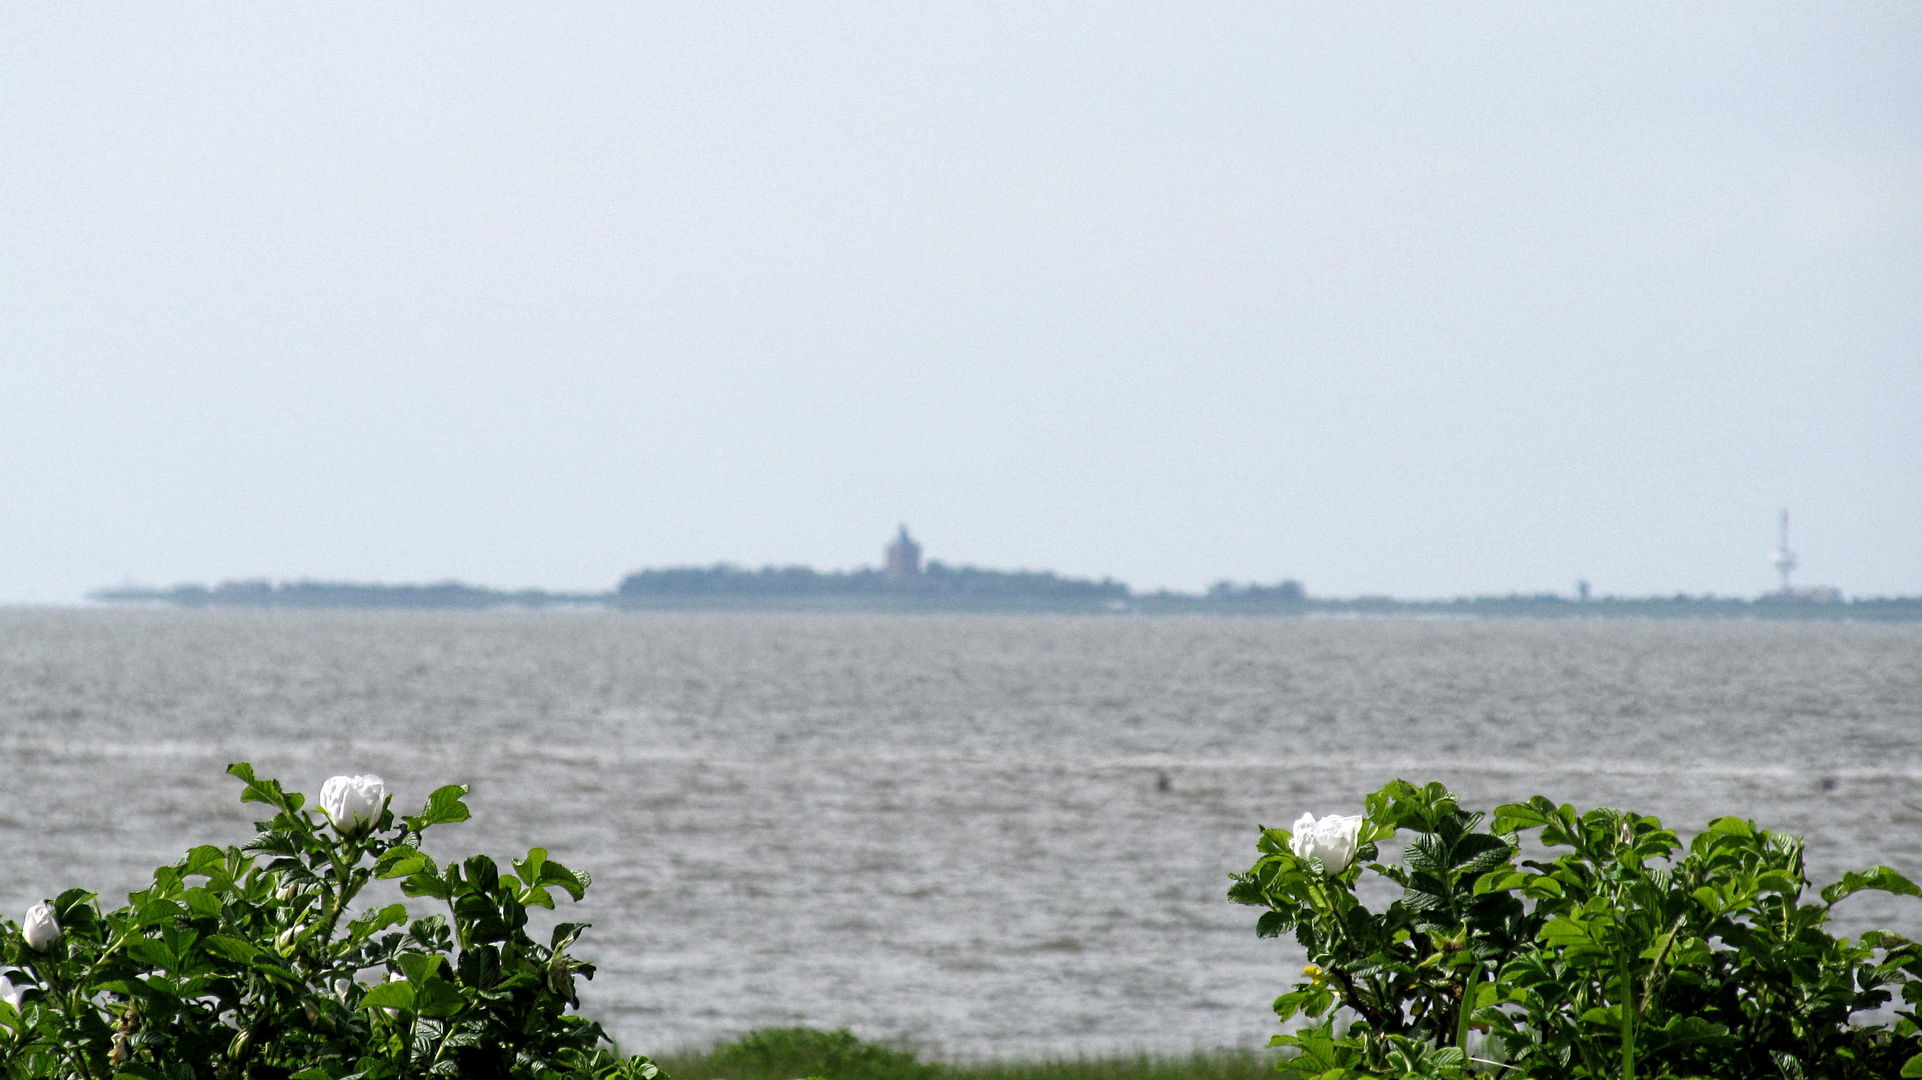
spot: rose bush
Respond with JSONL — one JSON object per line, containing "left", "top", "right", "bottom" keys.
{"left": 1232, "top": 780, "right": 1922, "bottom": 1079}
{"left": 0, "top": 764, "right": 663, "bottom": 1080}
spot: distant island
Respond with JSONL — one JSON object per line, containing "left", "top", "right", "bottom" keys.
{"left": 91, "top": 525, "right": 1922, "bottom": 621}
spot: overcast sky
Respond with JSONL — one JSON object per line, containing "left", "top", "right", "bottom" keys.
{"left": 3, "top": 3, "right": 1917, "bottom": 603}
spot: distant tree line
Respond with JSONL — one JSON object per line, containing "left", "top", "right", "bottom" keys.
{"left": 90, "top": 580, "right": 593, "bottom": 609}
{"left": 1205, "top": 579, "right": 1308, "bottom": 603}
{"left": 614, "top": 561, "right": 1131, "bottom": 603}
{"left": 88, "top": 573, "right": 1922, "bottom": 620}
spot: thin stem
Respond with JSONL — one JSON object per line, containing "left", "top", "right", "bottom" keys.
{"left": 1638, "top": 912, "right": 1687, "bottom": 1015}
{"left": 1456, "top": 958, "right": 1479, "bottom": 1051}
{"left": 314, "top": 838, "right": 365, "bottom": 948}
{"left": 53, "top": 967, "right": 99, "bottom": 1080}
{"left": 1325, "top": 967, "right": 1392, "bottom": 1032}
{"left": 1619, "top": 948, "right": 1637, "bottom": 1080}
{"left": 430, "top": 1001, "right": 474, "bottom": 1069}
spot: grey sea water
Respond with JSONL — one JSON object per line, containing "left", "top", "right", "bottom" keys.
{"left": 3, "top": 610, "right": 1920, "bottom": 1057}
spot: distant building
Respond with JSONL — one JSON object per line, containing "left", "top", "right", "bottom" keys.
{"left": 884, "top": 525, "right": 923, "bottom": 579}
{"left": 1770, "top": 509, "right": 1799, "bottom": 592}
{"left": 1762, "top": 585, "right": 1845, "bottom": 604}
{"left": 1763, "top": 510, "right": 1843, "bottom": 603}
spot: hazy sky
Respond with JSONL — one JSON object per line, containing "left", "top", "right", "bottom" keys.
{"left": 3, "top": 4, "right": 1918, "bottom": 603}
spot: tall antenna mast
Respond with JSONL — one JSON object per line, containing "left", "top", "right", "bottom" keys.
{"left": 1770, "top": 508, "right": 1797, "bottom": 592}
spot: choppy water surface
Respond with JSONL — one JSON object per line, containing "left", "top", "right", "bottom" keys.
{"left": 3, "top": 611, "right": 1920, "bottom": 1056}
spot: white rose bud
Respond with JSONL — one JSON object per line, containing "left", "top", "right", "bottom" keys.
{"left": 319, "top": 774, "right": 387, "bottom": 836}
{"left": 1290, "top": 812, "right": 1364, "bottom": 876}
{"left": 22, "top": 902, "right": 61, "bottom": 952}
{"left": 0, "top": 969, "right": 26, "bottom": 1011}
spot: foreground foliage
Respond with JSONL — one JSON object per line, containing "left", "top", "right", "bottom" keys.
{"left": 1232, "top": 781, "right": 1922, "bottom": 1079}
{"left": 0, "top": 764, "right": 660, "bottom": 1080}
{"left": 655, "top": 1027, "right": 1281, "bottom": 1080}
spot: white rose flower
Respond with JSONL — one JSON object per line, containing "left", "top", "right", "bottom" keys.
{"left": 22, "top": 902, "right": 60, "bottom": 951}
{"left": 0, "top": 969, "right": 26, "bottom": 1011}
{"left": 1290, "top": 812, "right": 1364, "bottom": 875}
{"left": 320, "top": 774, "right": 387, "bottom": 836}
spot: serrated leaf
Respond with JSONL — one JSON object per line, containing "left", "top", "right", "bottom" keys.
{"left": 178, "top": 845, "right": 227, "bottom": 878}
{"left": 1644, "top": 1014, "right": 1735, "bottom": 1050}
{"left": 404, "top": 785, "right": 471, "bottom": 832}
{"left": 1707, "top": 816, "right": 1753, "bottom": 837}
{"left": 179, "top": 887, "right": 223, "bottom": 919}
{"left": 512, "top": 847, "right": 548, "bottom": 884}
{"left": 401, "top": 873, "right": 452, "bottom": 900}
{"left": 415, "top": 976, "right": 468, "bottom": 1018}
{"left": 205, "top": 935, "right": 260, "bottom": 963}
{"left": 376, "top": 846, "right": 433, "bottom": 880}
{"left": 1823, "top": 866, "right": 1922, "bottom": 906}
{"left": 537, "top": 859, "right": 588, "bottom": 902}
{"left": 350, "top": 904, "right": 410, "bottom": 939}
{"left": 1541, "top": 916, "right": 1597, "bottom": 949}
{"left": 396, "top": 952, "right": 440, "bottom": 984}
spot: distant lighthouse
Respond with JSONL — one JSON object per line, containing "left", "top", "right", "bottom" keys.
{"left": 1770, "top": 509, "right": 1798, "bottom": 592}
{"left": 1763, "top": 511, "right": 1842, "bottom": 604}
{"left": 884, "top": 525, "right": 923, "bottom": 580}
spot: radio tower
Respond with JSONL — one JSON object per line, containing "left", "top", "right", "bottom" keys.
{"left": 1769, "top": 509, "right": 1798, "bottom": 593}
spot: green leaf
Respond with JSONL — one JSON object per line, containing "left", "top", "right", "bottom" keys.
{"left": 178, "top": 845, "right": 227, "bottom": 878}
{"left": 401, "top": 873, "right": 453, "bottom": 900}
{"left": 1822, "top": 866, "right": 1922, "bottom": 905}
{"left": 179, "top": 887, "right": 223, "bottom": 919}
{"left": 1579, "top": 1004, "right": 1622, "bottom": 1027}
{"left": 205, "top": 935, "right": 260, "bottom": 963}
{"left": 128, "top": 940, "right": 175, "bottom": 970}
{"left": 1491, "top": 796, "right": 1560, "bottom": 835}
{"left": 535, "top": 858, "right": 589, "bottom": 902}
{"left": 349, "top": 903, "right": 409, "bottom": 939}
{"left": 376, "top": 846, "right": 433, "bottom": 880}
{"left": 404, "top": 784, "right": 472, "bottom": 832}
{"left": 52, "top": 888, "right": 97, "bottom": 925}
{"left": 1643, "top": 1014, "right": 1735, "bottom": 1051}
{"left": 463, "top": 854, "right": 500, "bottom": 894}
{"left": 131, "top": 896, "right": 186, "bottom": 928}
{"left": 1541, "top": 916, "right": 1597, "bottom": 950}
{"left": 228, "top": 762, "right": 303, "bottom": 813}
{"left": 1707, "top": 816, "right": 1754, "bottom": 837}
{"left": 396, "top": 952, "right": 441, "bottom": 984}
{"left": 1900, "top": 1051, "right": 1922, "bottom": 1078}
{"left": 414, "top": 975, "right": 468, "bottom": 1018}
{"left": 513, "top": 847, "right": 549, "bottom": 885}
{"left": 359, "top": 980, "right": 416, "bottom": 1013}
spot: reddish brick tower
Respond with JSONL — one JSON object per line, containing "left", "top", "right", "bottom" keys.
{"left": 884, "top": 525, "right": 922, "bottom": 580}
